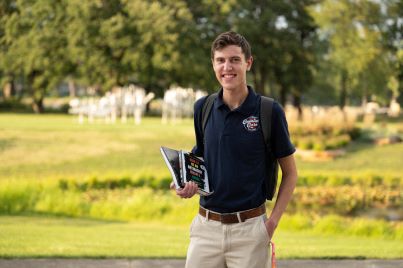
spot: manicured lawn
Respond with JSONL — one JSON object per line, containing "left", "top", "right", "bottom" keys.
{"left": 0, "top": 215, "right": 402, "bottom": 259}
{"left": 1, "top": 114, "right": 402, "bottom": 181}
{"left": 298, "top": 141, "right": 403, "bottom": 178}
{"left": 0, "top": 114, "right": 195, "bottom": 180}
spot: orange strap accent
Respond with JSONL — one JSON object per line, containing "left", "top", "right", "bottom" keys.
{"left": 270, "top": 241, "right": 276, "bottom": 268}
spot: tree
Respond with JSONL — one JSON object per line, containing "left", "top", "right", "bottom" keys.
{"left": 2, "top": 0, "right": 72, "bottom": 112}
{"left": 381, "top": 0, "right": 403, "bottom": 105}
{"left": 182, "top": 0, "right": 240, "bottom": 92}
{"left": 185, "top": 0, "right": 318, "bottom": 112}
{"left": 0, "top": 0, "right": 18, "bottom": 100}
{"left": 66, "top": 0, "right": 196, "bottom": 97}
{"left": 223, "top": 0, "right": 318, "bottom": 120}
{"left": 66, "top": 0, "right": 132, "bottom": 92}
{"left": 309, "top": 0, "right": 386, "bottom": 109}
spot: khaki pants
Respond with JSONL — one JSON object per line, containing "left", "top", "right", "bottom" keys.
{"left": 185, "top": 213, "right": 270, "bottom": 268}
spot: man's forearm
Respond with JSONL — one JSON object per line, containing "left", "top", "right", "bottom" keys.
{"left": 268, "top": 173, "right": 297, "bottom": 224}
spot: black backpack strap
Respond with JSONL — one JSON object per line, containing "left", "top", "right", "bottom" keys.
{"left": 201, "top": 93, "right": 218, "bottom": 137}
{"left": 260, "top": 96, "right": 279, "bottom": 200}
{"left": 260, "top": 96, "right": 274, "bottom": 145}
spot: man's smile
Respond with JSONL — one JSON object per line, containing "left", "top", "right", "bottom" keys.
{"left": 222, "top": 74, "right": 237, "bottom": 78}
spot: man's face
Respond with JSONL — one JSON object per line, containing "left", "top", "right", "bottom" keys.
{"left": 212, "top": 45, "right": 253, "bottom": 92}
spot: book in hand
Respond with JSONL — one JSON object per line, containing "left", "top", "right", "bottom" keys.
{"left": 160, "top": 146, "right": 213, "bottom": 196}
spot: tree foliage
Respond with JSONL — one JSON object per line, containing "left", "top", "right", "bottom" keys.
{"left": 1, "top": 0, "right": 71, "bottom": 112}
{"left": 309, "top": 0, "right": 401, "bottom": 107}
{"left": 0, "top": 0, "right": 401, "bottom": 112}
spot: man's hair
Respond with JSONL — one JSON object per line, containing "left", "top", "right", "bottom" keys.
{"left": 211, "top": 31, "right": 252, "bottom": 60}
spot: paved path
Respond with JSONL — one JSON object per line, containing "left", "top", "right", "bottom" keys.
{"left": 0, "top": 259, "right": 402, "bottom": 268}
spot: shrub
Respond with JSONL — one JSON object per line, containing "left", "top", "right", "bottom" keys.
{"left": 279, "top": 214, "right": 313, "bottom": 231}
{"left": 0, "top": 100, "right": 32, "bottom": 113}
{"left": 297, "top": 138, "right": 314, "bottom": 150}
{"left": 296, "top": 174, "right": 402, "bottom": 188}
{"left": 1, "top": 175, "right": 402, "bottom": 238}
{"left": 0, "top": 181, "right": 41, "bottom": 214}
{"left": 348, "top": 127, "right": 361, "bottom": 140}
{"left": 313, "top": 215, "right": 345, "bottom": 234}
{"left": 291, "top": 185, "right": 402, "bottom": 215}
{"left": 347, "top": 218, "right": 394, "bottom": 238}
{"left": 313, "top": 141, "right": 326, "bottom": 152}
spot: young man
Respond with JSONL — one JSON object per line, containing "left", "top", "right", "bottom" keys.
{"left": 172, "top": 31, "right": 297, "bottom": 268}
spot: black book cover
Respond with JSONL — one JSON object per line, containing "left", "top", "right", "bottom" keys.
{"left": 160, "top": 146, "right": 213, "bottom": 196}
{"left": 160, "top": 146, "right": 183, "bottom": 189}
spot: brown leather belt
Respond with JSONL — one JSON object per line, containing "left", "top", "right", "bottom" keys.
{"left": 199, "top": 204, "right": 266, "bottom": 224}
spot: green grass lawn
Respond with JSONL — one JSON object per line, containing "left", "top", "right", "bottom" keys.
{"left": 298, "top": 141, "right": 403, "bottom": 178}
{"left": 1, "top": 113, "right": 402, "bottom": 181}
{"left": 0, "top": 114, "right": 195, "bottom": 180}
{"left": 0, "top": 215, "right": 402, "bottom": 259}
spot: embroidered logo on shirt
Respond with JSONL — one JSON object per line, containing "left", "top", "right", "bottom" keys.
{"left": 242, "top": 116, "right": 259, "bottom": 132}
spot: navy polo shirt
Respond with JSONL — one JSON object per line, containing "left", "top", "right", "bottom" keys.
{"left": 192, "top": 86, "right": 295, "bottom": 213}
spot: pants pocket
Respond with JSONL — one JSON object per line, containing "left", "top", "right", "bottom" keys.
{"left": 259, "top": 216, "right": 270, "bottom": 244}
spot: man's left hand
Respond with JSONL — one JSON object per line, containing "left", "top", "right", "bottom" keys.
{"left": 264, "top": 218, "right": 278, "bottom": 240}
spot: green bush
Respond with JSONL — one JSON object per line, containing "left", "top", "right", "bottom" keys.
{"left": 297, "top": 138, "right": 314, "bottom": 150}
{"left": 292, "top": 185, "right": 402, "bottom": 215}
{"left": 0, "top": 100, "right": 32, "bottom": 113}
{"left": 325, "top": 134, "right": 351, "bottom": 150}
{"left": 58, "top": 176, "right": 172, "bottom": 192}
{"left": 0, "top": 181, "right": 41, "bottom": 214}
{"left": 347, "top": 218, "right": 394, "bottom": 238}
{"left": 279, "top": 214, "right": 313, "bottom": 231}
{"left": 314, "top": 215, "right": 345, "bottom": 234}
{"left": 1, "top": 176, "right": 402, "bottom": 239}
{"left": 313, "top": 141, "right": 326, "bottom": 152}
{"left": 348, "top": 127, "right": 361, "bottom": 140}
{"left": 297, "top": 174, "right": 402, "bottom": 188}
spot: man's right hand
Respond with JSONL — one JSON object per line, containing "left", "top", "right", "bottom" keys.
{"left": 170, "top": 181, "right": 199, "bottom": 198}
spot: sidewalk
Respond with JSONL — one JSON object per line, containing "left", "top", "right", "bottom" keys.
{"left": 0, "top": 259, "right": 402, "bottom": 268}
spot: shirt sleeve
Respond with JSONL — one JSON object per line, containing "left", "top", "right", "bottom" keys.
{"left": 191, "top": 96, "right": 207, "bottom": 157}
{"left": 271, "top": 102, "right": 296, "bottom": 159}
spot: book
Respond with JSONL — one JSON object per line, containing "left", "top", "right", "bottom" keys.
{"left": 160, "top": 146, "right": 213, "bottom": 196}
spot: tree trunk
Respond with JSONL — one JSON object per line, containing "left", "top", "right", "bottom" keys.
{"left": 339, "top": 70, "right": 348, "bottom": 110}
{"left": 279, "top": 85, "right": 287, "bottom": 107}
{"left": 256, "top": 65, "right": 267, "bottom": 95}
{"left": 32, "top": 97, "right": 44, "bottom": 113}
{"left": 2, "top": 81, "right": 15, "bottom": 100}
{"left": 28, "top": 71, "right": 45, "bottom": 113}
{"left": 144, "top": 45, "right": 154, "bottom": 113}
{"left": 68, "top": 80, "right": 76, "bottom": 97}
{"left": 292, "top": 92, "right": 303, "bottom": 121}
{"left": 340, "top": 70, "right": 348, "bottom": 121}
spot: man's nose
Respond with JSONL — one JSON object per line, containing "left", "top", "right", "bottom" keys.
{"left": 223, "top": 61, "right": 232, "bottom": 70}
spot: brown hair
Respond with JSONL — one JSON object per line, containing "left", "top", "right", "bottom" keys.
{"left": 211, "top": 31, "right": 252, "bottom": 60}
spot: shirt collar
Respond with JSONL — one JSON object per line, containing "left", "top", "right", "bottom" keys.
{"left": 215, "top": 85, "right": 257, "bottom": 115}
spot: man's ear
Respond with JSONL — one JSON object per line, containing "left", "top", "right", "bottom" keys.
{"left": 246, "top": 56, "right": 253, "bottom": 71}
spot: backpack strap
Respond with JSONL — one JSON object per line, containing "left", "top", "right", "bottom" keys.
{"left": 260, "top": 96, "right": 274, "bottom": 145}
{"left": 201, "top": 93, "right": 218, "bottom": 137}
{"left": 260, "top": 96, "right": 279, "bottom": 200}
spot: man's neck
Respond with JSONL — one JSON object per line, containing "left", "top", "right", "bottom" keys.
{"left": 222, "top": 85, "right": 249, "bottom": 111}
